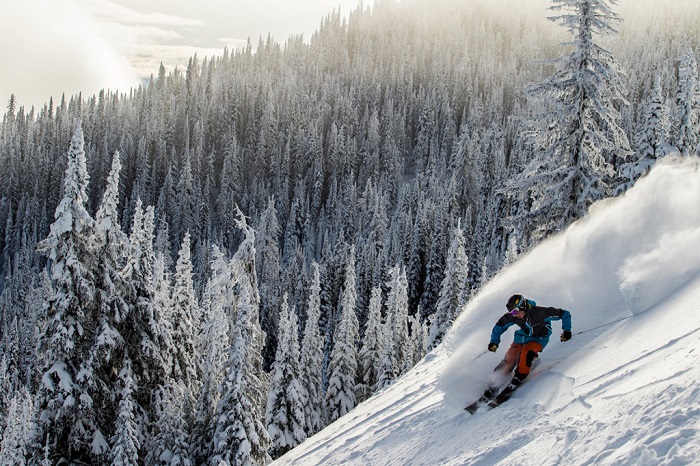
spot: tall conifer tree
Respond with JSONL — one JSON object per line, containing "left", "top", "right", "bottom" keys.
{"left": 34, "top": 123, "right": 102, "bottom": 464}
{"left": 109, "top": 358, "right": 140, "bottom": 466}
{"left": 517, "top": 0, "right": 632, "bottom": 240}
{"left": 170, "top": 232, "right": 199, "bottom": 393}
{"left": 428, "top": 221, "right": 469, "bottom": 349}
{"left": 358, "top": 285, "right": 384, "bottom": 400}
{"left": 299, "top": 261, "right": 325, "bottom": 436}
{"left": 676, "top": 50, "right": 700, "bottom": 156}
{"left": 266, "top": 294, "right": 307, "bottom": 459}
{"left": 324, "top": 245, "right": 360, "bottom": 424}
{"left": 210, "top": 210, "right": 271, "bottom": 466}
{"left": 377, "top": 265, "right": 410, "bottom": 387}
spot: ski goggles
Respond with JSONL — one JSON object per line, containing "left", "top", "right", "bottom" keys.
{"left": 509, "top": 308, "right": 522, "bottom": 316}
{"left": 506, "top": 295, "right": 526, "bottom": 312}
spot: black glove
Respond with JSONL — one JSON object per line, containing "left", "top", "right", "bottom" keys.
{"left": 560, "top": 331, "right": 572, "bottom": 342}
{"left": 488, "top": 342, "right": 498, "bottom": 352}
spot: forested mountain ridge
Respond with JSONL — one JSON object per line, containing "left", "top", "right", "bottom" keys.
{"left": 0, "top": 0, "right": 698, "bottom": 464}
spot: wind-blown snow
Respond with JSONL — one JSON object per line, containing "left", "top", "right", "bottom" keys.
{"left": 273, "top": 155, "right": 700, "bottom": 466}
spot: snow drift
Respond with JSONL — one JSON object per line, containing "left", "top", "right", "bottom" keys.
{"left": 272, "top": 155, "right": 700, "bottom": 466}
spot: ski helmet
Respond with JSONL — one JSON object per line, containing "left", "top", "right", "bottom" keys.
{"left": 506, "top": 294, "right": 527, "bottom": 312}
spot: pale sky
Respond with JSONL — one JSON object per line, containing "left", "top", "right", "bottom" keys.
{"left": 0, "top": 0, "right": 360, "bottom": 111}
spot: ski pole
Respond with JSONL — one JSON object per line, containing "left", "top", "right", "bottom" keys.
{"left": 574, "top": 314, "right": 633, "bottom": 336}
{"left": 468, "top": 349, "right": 489, "bottom": 363}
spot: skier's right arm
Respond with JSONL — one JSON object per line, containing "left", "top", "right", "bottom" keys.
{"left": 489, "top": 315, "right": 513, "bottom": 347}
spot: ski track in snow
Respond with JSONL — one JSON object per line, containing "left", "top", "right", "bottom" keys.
{"left": 274, "top": 158, "right": 700, "bottom": 466}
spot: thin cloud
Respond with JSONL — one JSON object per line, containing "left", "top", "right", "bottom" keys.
{"left": 128, "top": 44, "right": 226, "bottom": 77}
{"left": 75, "top": 0, "right": 220, "bottom": 80}
{"left": 76, "top": 0, "right": 203, "bottom": 27}
{"left": 0, "top": 0, "right": 138, "bottom": 109}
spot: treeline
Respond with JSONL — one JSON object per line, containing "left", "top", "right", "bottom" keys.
{"left": 0, "top": 0, "right": 698, "bottom": 463}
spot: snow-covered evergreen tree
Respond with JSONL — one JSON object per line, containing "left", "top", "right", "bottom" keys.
{"left": 152, "top": 252, "right": 174, "bottom": 375}
{"left": 324, "top": 245, "right": 360, "bottom": 424}
{"left": 637, "top": 76, "right": 669, "bottom": 162}
{"left": 94, "top": 151, "right": 125, "bottom": 249}
{"left": 391, "top": 266, "right": 411, "bottom": 374}
{"left": 358, "top": 285, "right": 384, "bottom": 401}
{"left": 419, "top": 212, "right": 446, "bottom": 319}
{"left": 209, "top": 210, "right": 271, "bottom": 466}
{"left": 266, "top": 294, "right": 307, "bottom": 459}
{"left": 34, "top": 122, "right": 102, "bottom": 464}
{"left": 109, "top": 358, "right": 139, "bottom": 466}
{"left": 88, "top": 150, "right": 130, "bottom": 459}
{"left": 121, "top": 201, "right": 169, "bottom": 453}
{"left": 0, "top": 321, "right": 18, "bottom": 421}
{"left": 428, "top": 221, "right": 469, "bottom": 349}
{"left": 192, "top": 245, "right": 230, "bottom": 463}
{"left": 376, "top": 317, "right": 398, "bottom": 390}
{"left": 93, "top": 152, "right": 127, "bottom": 312}
{"left": 173, "top": 155, "right": 197, "bottom": 251}
{"left": 408, "top": 312, "right": 427, "bottom": 367}
{"left": 620, "top": 75, "right": 670, "bottom": 189}
{"left": 377, "top": 265, "right": 410, "bottom": 387}
{"left": 0, "top": 388, "right": 34, "bottom": 466}
{"left": 154, "top": 232, "right": 200, "bottom": 461}
{"left": 675, "top": 50, "right": 700, "bottom": 156}
{"left": 406, "top": 211, "right": 427, "bottom": 316}
{"left": 145, "top": 382, "right": 193, "bottom": 466}
{"left": 517, "top": 0, "right": 632, "bottom": 241}
{"left": 170, "top": 232, "right": 199, "bottom": 394}
{"left": 299, "top": 261, "right": 325, "bottom": 436}
{"left": 0, "top": 355, "right": 10, "bottom": 434}
{"left": 255, "top": 198, "right": 282, "bottom": 371}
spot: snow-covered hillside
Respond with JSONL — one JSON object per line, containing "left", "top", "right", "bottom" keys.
{"left": 273, "top": 155, "right": 700, "bottom": 466}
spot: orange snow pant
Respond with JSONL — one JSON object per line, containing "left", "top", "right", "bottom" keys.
{"left": 502, "top": 341, "right": 543, "bottom": 376}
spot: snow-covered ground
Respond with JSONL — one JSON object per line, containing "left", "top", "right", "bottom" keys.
{"left": 273, "top": 155, "right": 700, "bottom": 466}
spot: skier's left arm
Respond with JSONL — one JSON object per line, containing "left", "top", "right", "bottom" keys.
{"left": 545, "top": 307, "right": 572, "bottom": 341}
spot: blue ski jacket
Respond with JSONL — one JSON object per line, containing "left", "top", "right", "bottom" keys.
{"left": 490, "top": 300, "right": 572, "bottom": 349}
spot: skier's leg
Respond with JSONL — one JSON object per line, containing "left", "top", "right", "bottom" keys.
{"left": 486, "top": 343, "right": 521, "bottom": 393}
{"left": 487, "top": 342, "right": 545, "bottom": 407}
{"left": 512, "top": 341, "right": 543, "bottom": 384}
{"left": 503, "top": 343, "right": 521, "bottom": 373}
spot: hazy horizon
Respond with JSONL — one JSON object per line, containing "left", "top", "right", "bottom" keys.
{"left": 0, "top": 0, "right": 697, "bottom": 112}
{"left": 0, "top": 0, "right": 360, "bottom": 111}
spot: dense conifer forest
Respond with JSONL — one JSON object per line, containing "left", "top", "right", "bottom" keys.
{"left": 0, "top": 0, "right": 698, "bottom": 463}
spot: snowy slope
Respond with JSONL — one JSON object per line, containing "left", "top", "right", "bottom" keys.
{"left": 273, "top": 155, "right": 700, "bottom": 466}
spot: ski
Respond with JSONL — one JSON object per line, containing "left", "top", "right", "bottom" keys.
{"left": 464, "top": 397, "right": 487, "bottom": 414}
{"left": 464, "top": 388, "right": 497, "bottom": 414}
{"left": 486, "top": 383, "right": 519, "bottom": 409}
{"left": 466, "top": 381, "right": 521, "bottom": 413}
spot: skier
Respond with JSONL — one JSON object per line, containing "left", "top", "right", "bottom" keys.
{"left": 466, "top": 293, "right": 572, "bottom": 412}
